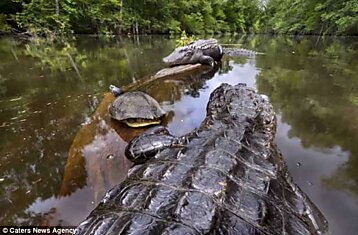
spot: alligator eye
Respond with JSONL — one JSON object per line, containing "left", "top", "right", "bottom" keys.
{"left": 106, "top": 154, "right": 114, "bottom": 159}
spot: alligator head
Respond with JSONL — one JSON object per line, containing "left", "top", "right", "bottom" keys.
{"left": 163, "top": 39, "right": 224, "bottom": 67}
{"left": 163, "top": 46, "right": 214, "bottom": 67}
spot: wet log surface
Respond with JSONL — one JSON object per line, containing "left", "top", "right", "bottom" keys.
{"left": 60, "top": 64, "right": 209, "bottom": 200}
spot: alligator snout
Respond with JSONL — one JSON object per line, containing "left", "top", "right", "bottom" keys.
{"left": 162, "top": 48, "right": 188, "bottom": 66}
{"left": 162, "top": 55, "right": 171, "bottom": 64}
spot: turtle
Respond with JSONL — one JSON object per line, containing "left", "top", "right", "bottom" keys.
{"left": 108, "top": 85, "right": 166, "bottom": 127}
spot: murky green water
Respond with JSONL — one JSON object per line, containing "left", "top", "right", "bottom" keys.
{"left": 0, "top": 35, "right": 357, "bottom": 234}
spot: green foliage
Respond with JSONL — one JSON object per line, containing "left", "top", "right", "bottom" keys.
{"left": 175, "top": 30, "right": 198, "bottom": 47}
{"left": 15, "top": 0, "right": 71, "bottom": 37}
{"left": 1, "top": 0, "right": 356, "bottom": 36}
{"left": 66, "top": 0, "right": 122, "bottom": 34}
{"left": 167, "top": 0, "right": 263, "bottom": 34}
{"left": 168, "top": 19, "right": 182, "bottom": 35}
{"left": 0, "top": 13, "right": 10, "bottom": 31}
{"left": 15, "top": 0, "right": 122, "bottom": 36}
{"left": 263, "top": 0, "right": 358, "bottom": 35}
{"left": 223, "top": 0, "right": 262, "bottom": 33}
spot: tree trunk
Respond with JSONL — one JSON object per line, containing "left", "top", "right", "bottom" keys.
{"left": 119, "top": 0, "right": 123, "bottom": 34}
{"left": 55, "top": 0, "right": 59, "bottom": 15}
{"left": 135, "top": 21, "right": 139, "bottom": 35}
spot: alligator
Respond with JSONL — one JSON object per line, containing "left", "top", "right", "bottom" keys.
{"left": 163, "top": 38, "right": 259, "bottom": 67}
{"left": 163, "top": 39, "right": 223, "bottom": 67}
{"left": 75, "top": 83, "right": 328, "bottom": 235}
{"left": 222, "top": 47, "right": 261, "bottom": 57}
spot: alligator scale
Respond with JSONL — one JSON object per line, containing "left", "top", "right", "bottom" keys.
{"left": 76, "top": 83, "right": 328, "bottom": 235}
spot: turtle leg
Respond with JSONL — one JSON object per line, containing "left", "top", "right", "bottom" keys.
{"left": 125, "top": 126, "right": 178, "bottom": 164}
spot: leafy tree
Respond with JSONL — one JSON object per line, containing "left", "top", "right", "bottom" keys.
{"left": 67, "top": 0, "right": 122, "bottom": 34}
{"left": 16, "top": 0, "right": 71, "bottom": 36}
{"left": 1, "top": 0, "right": 356, "bottom": 36}
{"left": 262, "top": 0, "right": 358, "bottom": 35}
{"left": 15, "top": 0, "right": 121, "bottom": 36}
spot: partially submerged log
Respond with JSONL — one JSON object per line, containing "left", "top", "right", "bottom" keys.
{"left": 120, "top": 63, "right": 207, "bottom": 93}
{"left": 59, "top": 63, "right": 211, "bottom": 203}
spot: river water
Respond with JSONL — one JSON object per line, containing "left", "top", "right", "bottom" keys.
{"left": 0, "top": 35, "right": 357, "bottom": 234}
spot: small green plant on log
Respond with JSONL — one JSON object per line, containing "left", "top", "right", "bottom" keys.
{"left": 175, "top": 30, "right": 197, "bottom": 47}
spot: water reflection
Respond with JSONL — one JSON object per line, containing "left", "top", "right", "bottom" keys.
{"left": 255, "top": 36, "right": 358, "bottom": 234}
{"left": 0, "top": 35, "right": 357, "bottom": 234}
{"left": 0, "top": 35, "right": 175, "bottom": 226}
{"left": 255, "top": 36, "right": 358, "bottom": 197}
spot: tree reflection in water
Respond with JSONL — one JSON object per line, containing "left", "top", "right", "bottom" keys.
{"left": 256, "top": 37, "right": 358, "bottom": 196}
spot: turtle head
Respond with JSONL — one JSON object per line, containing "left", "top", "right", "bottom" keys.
{"left": 109, "top": 85, "right": 122, "bottom": 97}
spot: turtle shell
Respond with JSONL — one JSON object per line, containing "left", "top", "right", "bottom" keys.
{"left": 108, "top": 91, "right": 166, "bottom": 124}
